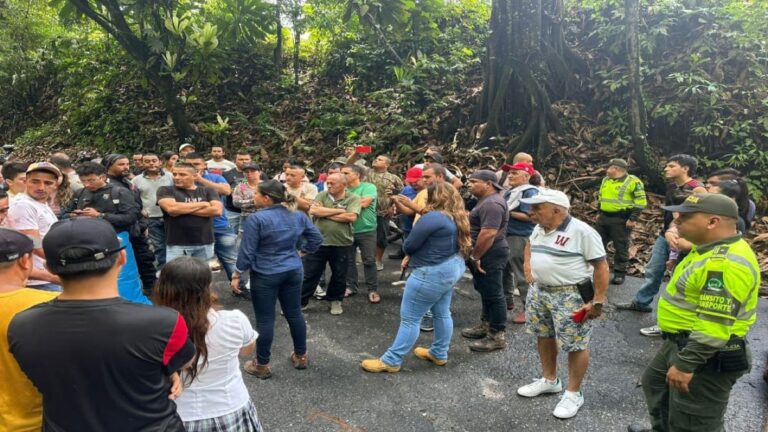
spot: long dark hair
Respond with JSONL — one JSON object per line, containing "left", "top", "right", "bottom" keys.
{"left": 153, "top": 257, "right": 212, "bottom": 384}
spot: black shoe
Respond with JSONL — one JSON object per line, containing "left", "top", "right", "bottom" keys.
{"left": 233, "top": 288, "right": 252, "bottom": 302}
{"left": 420, "top": 315, "right": 434, "bottom": 332}
{"left": 627, "top": 424, "right": 652, "bottom": 432}
{"left": 611, "top": 274, "right": 626, "bottom": 285}
{"left": 388, "top": 250, "right": 405, "bottom": 260}
{"left": 615, "top": 301, "right": 652, "bottom": 313}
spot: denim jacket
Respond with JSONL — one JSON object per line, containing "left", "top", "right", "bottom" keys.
{"left": 236, "top": 205, "right": 323, "bottom": 275}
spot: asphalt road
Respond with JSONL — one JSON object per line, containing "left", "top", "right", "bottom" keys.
{"left": 213, "top": 257, "right": 767, "bottom": 432}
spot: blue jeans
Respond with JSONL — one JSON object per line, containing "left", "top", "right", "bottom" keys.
{"left": 147, "top": 218, "right": 167, "bottom": 268}
{"left": 214, "top": 229, "right": 244, "bottom": 288}
{"left": 228, "top": 211, "right": 241, "bottom": 236}
{"left": 633, "top": 235, "right": 670, "bottom": 307}
{"left": 166, "top": 244, "right": 214, "bottom": 262}
{"left": 381, "top": 255, "right": 465, "bottom": 366}
{"left": 250, "top": 268, "right": 306, "bottom": 364}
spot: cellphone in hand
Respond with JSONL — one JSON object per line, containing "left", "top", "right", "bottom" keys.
{"left": 571, "top": 309, "right": 587, "bottom": 324}
{"left": 355, "top": 145, "right": 372, "bottom": 154}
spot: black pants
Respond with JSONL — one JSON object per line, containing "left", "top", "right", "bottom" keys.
{"left": 595, "top": 214, "right": 630, "bottom": 275}
{"left": 130, "top": 233, "right": 157, "bottom": 294}
{"left": 470, "top": 247, "right": 509, "bottom": 332}
{"left": 301, "top": 245, "right": 353, "bottom": 305}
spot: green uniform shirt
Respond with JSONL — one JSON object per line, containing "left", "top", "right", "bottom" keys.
{"left": 598, "top": 175, "right": 647, "bottom": 218}
{"left": 347, "top": 182, "right": 377, "bottom": 234}
{"left": 313, "top": 191, "right": 362, "bottom": 246}
{"left": 657, "top": 235, "right": 760, "bottom": 371}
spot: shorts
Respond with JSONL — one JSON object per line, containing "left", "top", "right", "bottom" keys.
{"left": 376, "top": 216, "right": 390, "bottom": 248}
{"left": 525, "top": 284, "right": 592, "bottom": 352}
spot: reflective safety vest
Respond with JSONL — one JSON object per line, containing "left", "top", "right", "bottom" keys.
{"left": 598, "top": 175, "right": 647, "bottom": 212}
{"left": 658, "top": 236, "right": 760, "bottom": 347}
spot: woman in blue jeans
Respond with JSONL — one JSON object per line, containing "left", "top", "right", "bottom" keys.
{"left": 361, "top": 182, "right": 471, "bottom": 372}
{"left": 231, "top": 180, "right": 323, "bottom": 379}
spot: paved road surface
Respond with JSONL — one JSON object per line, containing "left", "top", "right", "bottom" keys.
{"left": 213, "top": 258, "right": 767, "bottom": 432}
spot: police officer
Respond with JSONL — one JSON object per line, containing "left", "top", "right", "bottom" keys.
{"left": 595, "top": 158, "right": 646, "bottom": 285}
{"left": 68, "top": 162, "right": 141, "bottom": 236}
{"left": 629, "top": 193, "right": 759, "bottom": 432}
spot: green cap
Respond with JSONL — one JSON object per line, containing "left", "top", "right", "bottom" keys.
{"left": 662, "top": 193, "right": 738, "bottom": 219}
{"left": 608, "top": 158, "right": 628, "bottom": 169}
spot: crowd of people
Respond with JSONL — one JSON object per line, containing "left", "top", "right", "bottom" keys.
{"left": 0, "top": 143, "right": 760, "bottom": 431}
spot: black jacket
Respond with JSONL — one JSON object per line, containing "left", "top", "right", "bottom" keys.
{"left": 70, "top": 184, "right": 141, "bottom": 233}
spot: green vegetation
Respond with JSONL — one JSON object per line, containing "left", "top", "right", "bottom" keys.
{"left": 0, "top": 0, "right": 766, "bottom": 198}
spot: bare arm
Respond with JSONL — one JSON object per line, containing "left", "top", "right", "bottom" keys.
{"left": 590, "top": 259, "right": 610, "bottom": 303}
{"left": 359, "top": 197, "right": 373, "bottom": 208}
{"left": 328, "top": 213, "right": 358, "bottom": 223}
{"left": 310, "top": 206, "right": 345, "bottom": 218}
{"left": 296, "top": 196, "right": 313, "bottom": 212}
{"left": 471, "top": 228, "right": 498, "bottom": 260}
{"left": 158, "top": 198, "right": 209, "bottom": 217}
{"left": 239, "top": 340, "right": 256, "bottom": 357}
{"left": 190, "top": 200, "right": 223, "bottom": 217}
{"left": 196, "top": 175, "right": 232, "bottom": 195}
{"left": 30, "top": 268, "right": 61, "bottom": 284}
{"left": 510, "top": 210, "right": 532, "bottom": 222}
{"left": 393, "top": 196, "right": 415, "bottom": 216}
{"left": 16, "top": 229, "right": 45, "bottom": 259}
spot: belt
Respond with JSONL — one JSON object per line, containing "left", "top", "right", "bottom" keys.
{"left": 661, "top": 331, "right": 690, "bottom": 343}
{"left": 538, "top": 283, "right": 578, "bottom": 293}
{"left": 599, "top": 209, "right": 631, "bottom": 217}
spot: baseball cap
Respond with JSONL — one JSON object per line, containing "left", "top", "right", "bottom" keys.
{"left": 520, "top": 189, "right": 571, "bottom": 209}
{"left": 179, "top": 143, "right": 195, "bottom": 152}
{"left": 661, "top": 193, "right": 738, "bottom": 219}
{"left": 508, "top": 162, "right": 535, "bottom": 177}
{"left": 469, "top": 170, "right": 503, "bottom": 191}
{"left": 404, "top": 167, "right": 423, "bottom": 183}
{"left": 608, "top": 158, "right": 629, "bottom": 169}
{"left": 27, "top": 162, "right": 61, "bottom": 178}
{"left": 0, "top": 228, "right": 34, "bottom": 263}
{"left": 43, "top": 218, "right": 125, "bottom": 267}
{"left": 424, "top": 153, "right": 444, "bottom": 164}
{"left": 242, "top": 163, "right": 261, "bottom": 171}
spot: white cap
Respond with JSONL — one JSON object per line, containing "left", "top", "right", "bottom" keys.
{"left": 179, "top": 143, "right": 195, "bottom": 152}
{"left": 520, "top": 189, "right": 570, "bottom": 209}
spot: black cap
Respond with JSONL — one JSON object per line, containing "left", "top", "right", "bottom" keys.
{"left": 242, "top": 163, "right": 261, "bottom": 171}
{"left": 425, "top": 153, "right": 444, "bottom": 164}
{"left": 661, "top": 193, "right": 739, "bottom": 219}
{"left": 43, "top": 218, "right": 125, "bottom": 267}
{"left": 469, "top": 169, "right": 503, "bottom": 191}
{"left": 0, "top": 228, "right": 34, "bottom": 263}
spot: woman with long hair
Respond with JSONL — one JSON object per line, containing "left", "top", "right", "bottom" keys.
{"left": 232, "top": 179, "right": 323, "bottom": 379}
{"left": 161, "top": 151, "right": 179, "bottom": 172}
{"left": 154, "top": 257, "right": 263, "bottom": 432}
{"left": 361, "top": 182, "right": 470, "bottom": 373}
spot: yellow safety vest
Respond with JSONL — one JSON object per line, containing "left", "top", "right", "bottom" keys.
{"left": 658, "top": 236, "right": 760, "bottom": 347}
{"left": 598, "top": 175, "right": 647, "bottom": 212}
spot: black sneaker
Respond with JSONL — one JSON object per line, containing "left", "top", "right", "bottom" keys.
{"left": 615, "top": 301, "right": 652, "bottom": 313}
{"left": 232, "top": 288, "right": 252, "bottom": 301}
{"left": 611, "top": 274, "right": 626, "bottom": 285}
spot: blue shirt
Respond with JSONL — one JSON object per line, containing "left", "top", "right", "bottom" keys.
{"left": 403, "top": 211, "right": 459, "bottom": 268}
{"left": 236, "top": 205, "right": 323, "bottom": 275}
{"left": 400, "top": 185, "right": 419, "bottom": 234}
{"left": 505, "top": 187, "right": 538, "bottom": 237}
{"left": 201, "top": 172, "right": 230, "bottom": 231}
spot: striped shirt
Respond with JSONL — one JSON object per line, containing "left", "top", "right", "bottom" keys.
{"left": 530, "top": 216, "right": 606, "bottom": 287}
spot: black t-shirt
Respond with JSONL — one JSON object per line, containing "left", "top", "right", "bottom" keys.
{"left": 662, "top": 179, "right": 703, "bottom": 233}
{"left": 469, "top": 191, "right": 509, "bottom": 252}
{"left": 157, "top": 185, "right": 219, "bottom": 246}
{"left": 8, "top": 298, "right": 195, "bottom": 432}
{"left": 222, "top": 169, "right": 245, "bottom": 212}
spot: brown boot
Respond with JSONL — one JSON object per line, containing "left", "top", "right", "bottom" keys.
{"left": 243, "top": 360, "right": 272, "bottom": 379}
{"left": 291, "top": 352, "right": 309, "bottom": 370}
{"left": 461, "top": 321, "right": 489, "bottom": 339}
{"left": 469, "top": 330, "right": 506, "bottom": 352}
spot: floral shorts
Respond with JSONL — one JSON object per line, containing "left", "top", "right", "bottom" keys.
{"left": 525, "top": 285, "right": 592, "bottom": 352}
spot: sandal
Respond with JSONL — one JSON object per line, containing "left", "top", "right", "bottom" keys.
{"left": 368, "top": 292, "right": 381, "bottom": 304}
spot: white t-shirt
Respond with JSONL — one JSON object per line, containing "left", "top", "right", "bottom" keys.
{"left": 206, "top": 159, "right": 237, "bottom": 175}
{"left": 176, "top": 309, "right": 258, "bottom": 421}
{"left": 7, "top": 193, "right": 59, "bottom": 286}
{"left": 529, "top": 216, "right": 606, "bottom": 287}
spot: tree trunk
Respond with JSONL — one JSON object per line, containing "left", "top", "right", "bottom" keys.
{"left": 625, "top": 0, "right": 663, "bottom": 187}
{"left": 274, "top": 0, "right": 283, "bottom": 71}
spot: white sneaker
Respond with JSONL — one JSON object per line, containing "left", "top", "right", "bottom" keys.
{"left": 314, "top": 286, "right": 326, "bottom": 299}
{"left": 376, "top": 262, "right": 384, "bottom": 271}
{"left": 640, "top": 325, "right": 662, "bottom": 337}
{"left": 330, "top": 300, "right": 343, "bottom": 315}
{"left": 552, "top": 390, "right": 584, "bottom": 419}
{"left": 517, "top": 377, "right": 562, "bottom": 397}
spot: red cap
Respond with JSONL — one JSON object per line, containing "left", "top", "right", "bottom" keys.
{"left": 404, "top": 167, "right": 423, "bottom": 183}
{"left": 508, "top": 162, "right": 535, "bottom": 177}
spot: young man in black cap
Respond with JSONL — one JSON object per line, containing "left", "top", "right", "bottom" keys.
{"left": 462, "top": 169, "right": 510, "bottom": 352}
{"left": 8, "top": 218, "right": 194, "bottom": 431}
{"left": 0, "top": 228, "right": 58, "bottom": 431}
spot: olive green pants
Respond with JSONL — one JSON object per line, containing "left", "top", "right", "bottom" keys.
{"left": 595, "top": 214, "right": 630, "bottom": 275}
{"left": 641, "top": 339, "right": 750, "bottom": 432}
